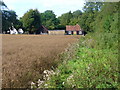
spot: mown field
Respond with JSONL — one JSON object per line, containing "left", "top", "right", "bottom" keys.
{"left": 2, "top": 34, "right": 80, "bottom": 88}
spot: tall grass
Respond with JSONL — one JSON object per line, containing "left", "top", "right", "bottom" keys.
{"left": 36, "top": 32, "right": 119, "bottom": 88}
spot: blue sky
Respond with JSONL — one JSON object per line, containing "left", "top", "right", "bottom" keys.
{"left": 3, "top": 0, "right": 85, "bottom": 18}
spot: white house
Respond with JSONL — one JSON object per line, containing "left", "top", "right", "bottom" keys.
{"left": 18, "top": 28, "right": 24, "bottom": 34}
{"left": 10, "top": 27, "right": 18, "bottom": 34}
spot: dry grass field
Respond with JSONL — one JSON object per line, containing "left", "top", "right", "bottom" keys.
{"left": 2, "top": 34, "right": 80, "bottom": 88}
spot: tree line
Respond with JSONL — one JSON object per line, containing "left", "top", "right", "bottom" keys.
{"left": 1, "top": 1, "right": 118, "bottom": 34}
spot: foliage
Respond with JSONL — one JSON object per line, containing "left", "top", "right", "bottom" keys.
{"left": 93, "top": 2, "right": 118, "bottom": 33}
{"left": 2, "top": 1, "right": 119, "bottom": 88}
{"left": 21, "top": 9, "right": 41, "bottom": 34}
{"left": 1, "top": 1, "right": 18, "bottom": 33}
{"left": 0, "top": 1, "right": 8, "bottom": 8}
{"left": 83, "top": 2, "right": 103, "bottom": 12}
{"left": 54, "top": 24, "right": 66, "bottom": 30}
{"left": 41, "top": 10, "right": 59, "bottom": 30}
{"left": 14, "top": 19, "right": 23, "bottom": 30}
{"left": 41, "top": 32, "right": 118, "bottom": 88}
{"left": 34, "top": 2, "right": 119, "bottom": 89}
{"left": 2, "top": 10, "right": 18, "bottom": 32}
{"left": 58, "top": 11, "right": 73, "bottom": 26}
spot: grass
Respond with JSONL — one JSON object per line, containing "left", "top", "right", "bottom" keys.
{"left": 38, "top": 32, "right": 119, "bottom": 88}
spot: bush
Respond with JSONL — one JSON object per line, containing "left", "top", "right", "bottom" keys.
{"left": 38, "top": 32, "right": 119, "bottom": 88}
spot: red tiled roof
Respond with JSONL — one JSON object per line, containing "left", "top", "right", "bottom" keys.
{"left": 75, "top": 24, "right": 81, "bottom": 31}
{"left": 66, "top": 24, "right": 81, "bottom": 31}
{"left": 66, "top": 26, "right": 75, "bottom": 31}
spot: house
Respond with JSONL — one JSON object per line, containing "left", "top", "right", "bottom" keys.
{"left": 18, "top": 28, "right": 24, "bottom": 34}
{"left": 9, "top": 26, "right": 18, "bottom": 34}
{"left": 48, "top": 30, "right": 65, "bottom": 35}
{"left": 40, "top": 25, "right": 48, "bottom": 34}
{"left": 66, "top": 24, "right": 84, "bottom": 35}
{"left": 36, "top": 25, "right": 48, "bottom": 34}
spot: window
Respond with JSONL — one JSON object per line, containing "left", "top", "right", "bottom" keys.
{"left": 68, "top": 31, "right": 72, "bottom": 35}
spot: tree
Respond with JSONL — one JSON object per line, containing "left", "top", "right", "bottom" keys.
{"left": 72, "top": 10, "right": 82, "bottom": 18}
{"left": 77, "top": 2, "right": 103, "bottom": 32}
{"left": 93, "top": 2, "right": 118, "bottom": 33}
{"left": 1, "top": 1, "right": 18, "bottom": 33}
{"left": 0, "top": 1, "right": 8, "bottom": 9}
{"left": 21, "top": 9, "right": 41, "bottom": 34}
{"left": 41, "top": 10, "right": 59, "bottom": 30}
{"left": 14, "top": 18, "right": 23, "bottom": 30}
{"left": 58, "top": 11, "right": 73, "bottom": 26}
{"left": 68, "top": 10, "right": 82, "bottom": 25}
{"left": 83, "top": 2, "right": 103, "bottom": 13}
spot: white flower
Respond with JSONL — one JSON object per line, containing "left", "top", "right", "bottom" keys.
{"left": 38, "top": 81, "right": 44, "bottom": 87}
{"left": 44, "top": 84, "right": 48, "bottom": 87}
{"left": 62, "top": 82, "right": 65, "bottom": 85}
{"left": 67, "top": 75, "right": 74, "bottom": 82}
{"left": 31, "top": 82, "right": 35, "bottom": 85}
{"left": 43, "top": 70, "right": 48, "bottom": 74}
{"left": 31, "top": 82, "right": 35, "bottom": 89}
{"left": 43, "top": 70, "right": 55, "bottom": 80}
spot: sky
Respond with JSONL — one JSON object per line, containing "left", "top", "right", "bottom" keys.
{"left": 3, "top": 0, "right": 85, "bottom": 18}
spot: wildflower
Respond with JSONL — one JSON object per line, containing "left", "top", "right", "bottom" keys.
{"left": 43, "top": 70, "right": 48, "bottom": 74}
{"left": 31, "top": 82, "right": 35, "bottom": 85}
{"left": 87, "top": 66, "right": 90, "bottom": 70}
{"left": 44, "top": 84, "right": 48, "bottom": 87}
{"left": 31, "top": 82, "right": 35, "bottom": 89}
{"left": 67, "top": 74, "right": 74, "bottom": 82}
{"left": 66, "top": 74, "right": 76, "bottom": 87}
{"left": 77, "top": 56, "right": 79, "bottom": 59}
{"left": 43, "top": 70, "right": 55, "bottom": 80}
{"left": 62, "top": 82, "right": 65, "bottom": 85}
{"left": 38, "top": 81, "right": 44, "bottom": 87}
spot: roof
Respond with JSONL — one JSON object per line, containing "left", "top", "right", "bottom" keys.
{"left": 66, "top": 24, "right": 81, "bottom": 31}
{"left": 42, "top": 25, "right": 48, "bottom": 31}
{"left": 41, "top": 25, "right": 48, "bottom": 33}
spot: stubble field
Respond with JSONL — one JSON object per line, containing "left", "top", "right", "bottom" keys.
{"left": 2, "top": 34, "right": 80, "bottom": 88}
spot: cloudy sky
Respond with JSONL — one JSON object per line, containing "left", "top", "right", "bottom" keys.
{"left": 3, "top": 0, "right": 85, "bottom": 18}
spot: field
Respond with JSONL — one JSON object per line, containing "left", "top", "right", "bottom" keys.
{"left": 2, "top": 34, "right": 80, "bottom": 88}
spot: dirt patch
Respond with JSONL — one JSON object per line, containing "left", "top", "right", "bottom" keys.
{"left": 2, "top": 34, "right": 80, "bottom": 88}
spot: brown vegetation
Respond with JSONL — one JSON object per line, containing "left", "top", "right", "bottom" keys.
{"left": 2, "top": 34, "right": 80, "bottom": 88}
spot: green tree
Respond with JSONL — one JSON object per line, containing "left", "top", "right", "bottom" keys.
{"left": 58, "top": 11, "right": 73, "bottom": 26}
{"left": 69, "top": 10, "right": 82, "bottom": 25}
{"left": 83, "top": 2, "right": 103, "bottom": 13}
{"left": 93, "top": 2, "right": 118, "bottom": 33}
{"left": 1, "top": 1, "right": 18, "bottom": 33}
{"left": 78, "top": 2, "right": 103, "bottom": 32}
{"left": 72, "top": 10, "right": 82, "bottom": 18}
{"left": 2, "top": 10, "right": 17, "bottom": 33}
{"left": 21, "top": 9, "right": 41, "bottom": 34}
{"left": 14, "top": 19, "right": 23, "bottom": 30}
{"left": 41, "top": 10, "right": 59, "bottom": 30}
{"left": 0, "top": 1, "right": 8, "bottom": 9}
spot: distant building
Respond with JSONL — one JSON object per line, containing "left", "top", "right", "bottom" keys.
{"left": 48, "top": 30, "right": 65, "bottom": 35}
{"left": 9, "top": 26, "right": 18, "bottom": 34}
{"left": 36, "top": 24, "right": 84, "bottom": 35}
{"left": 18, "top": 28, "right": 24, "bottom": 34}
{"left": 66, "top": 24, "right": 84, "bottom": 35}
{"left": 36, "top": 25, "right": 48, "bottom": 34}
